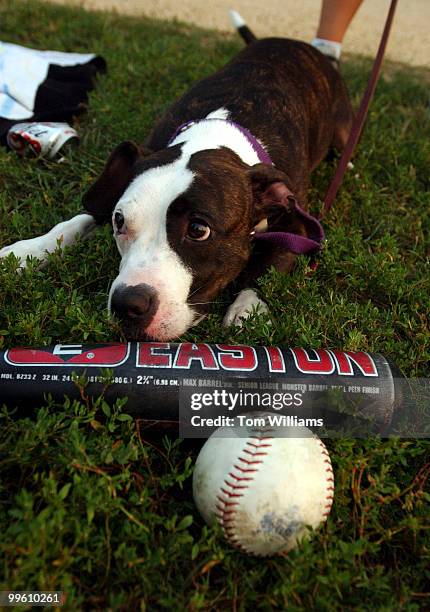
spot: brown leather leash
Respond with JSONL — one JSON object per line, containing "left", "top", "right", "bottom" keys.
{"left": 320, "top": 0, "right": 399, "bottom": 220}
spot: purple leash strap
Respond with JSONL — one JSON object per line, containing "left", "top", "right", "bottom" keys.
{"left": 253, "top": 201, "right": 325, "bottom": 254}
{"left": 321, "top": 0, "right": 399, "bottom": 219}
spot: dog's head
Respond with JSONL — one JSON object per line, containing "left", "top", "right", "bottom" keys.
{"left": 83, "top": 140, "right": 297, "bottom": 340}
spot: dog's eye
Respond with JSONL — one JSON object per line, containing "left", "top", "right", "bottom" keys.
{"left": 114, "top": 212, "right": 125, "bottom": 230}
{"left": 187, "top": 219, "right": 211, "bottom": 241}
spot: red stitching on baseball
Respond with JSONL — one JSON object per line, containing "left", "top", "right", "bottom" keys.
{"left": 246, "top": 442, "right": 272, "bottom": 449}
{"left": 316, "top": 438, "right": 335, "bottom": 521}
{"left": 220, "top": 488, "right": 243, "bottom": 498}
{"left": 216, "top": 510, "right": 235, "bottom": 518}
{"left": 224, "top": 480, "right": 248, "bottom": 490}
{"left": 217, "top": 494, "right": 234, "bottom": 500}
{"left": 243, "top": 449, "right": 268, "bottom": 457}
{"left": 215, "top": 434, "right": 272, "bottom": 554}
{"left": 233, "top": 464, "right": 259, "bottom": 473}
{"left": 237, "top": 457, "right": 264, "bottom": 465}
{"left": 228, "top": 472, "right": 254, "bottom": 481}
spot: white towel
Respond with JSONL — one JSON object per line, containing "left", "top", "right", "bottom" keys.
{"left": 0, "top": 41, "right": 99, "bottom": 120}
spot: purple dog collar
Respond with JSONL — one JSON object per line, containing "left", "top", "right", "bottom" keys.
{"left": 169, "top": 118, "right": 324, "bottom": 254}
{"left": 168, "top": 117, "right": 273, "bottom": 165}
{"left": 229, "top": 121, "right": 273, "bottom": 166}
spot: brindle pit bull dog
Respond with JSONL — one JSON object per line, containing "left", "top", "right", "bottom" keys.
{"left": 0, "top": 13, "right": 353, "bottom": 341}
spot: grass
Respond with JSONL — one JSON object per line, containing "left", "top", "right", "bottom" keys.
{"left": 0, "top": 0, "right": 429, "bottom": 609}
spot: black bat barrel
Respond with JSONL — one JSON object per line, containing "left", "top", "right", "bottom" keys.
{"left": 0, "top": 342, "right": 402, "bottom": 433}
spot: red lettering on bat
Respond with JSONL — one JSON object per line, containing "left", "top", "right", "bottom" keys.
{"left": 137, "top": 343, "right": 172, "bottom": 368}
{"left": 6, "top": 348, "right": 64, "bottom": 365}
{"left": 216, "top": 345, "right": 258, "bottom": 371}
{"left": 67, "top": 345, "right": 129, "bottom": 365}
{"left": 291, "top": 348, "right": 335, "bottom": 374}
{"left": 174, "top": 343, "right": 218, "bottom": 370}
{"left": 264, "top": 346, "right": 286, "bottom": 373}
{"left": 5, "top": 344, "right": 129, "bottom": 367}
{"left": 330, "top": 350, "right": 378, "bottom": 376}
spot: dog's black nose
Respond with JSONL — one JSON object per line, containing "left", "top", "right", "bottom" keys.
{"left": 110, "top": 283, "right": 159, "bottom": 329}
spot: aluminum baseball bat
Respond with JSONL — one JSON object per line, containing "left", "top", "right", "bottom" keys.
{"left": 0, "top": 342, "right": 404, "bottom": 434}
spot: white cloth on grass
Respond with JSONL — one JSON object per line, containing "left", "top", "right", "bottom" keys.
{"left": 0, "top": 41, "right": 97, "bottom": 120}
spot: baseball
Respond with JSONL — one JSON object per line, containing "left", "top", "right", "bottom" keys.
{"left": 192, "top": 415, "right": 334, "bottom": 556}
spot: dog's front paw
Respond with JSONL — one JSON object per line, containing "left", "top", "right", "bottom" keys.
{"left": 0, "top": 242, "right": 30, "bottom": 268}
{"left": 223, "top": 289, "right": 269, "bottom": 328}
{"left": 0, "top": 238, "right": 49, "bottom": 268}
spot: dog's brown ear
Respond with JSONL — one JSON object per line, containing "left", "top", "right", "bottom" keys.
{"left": 248, "top": 164, "right": 324, "bottom": 249}
{"left": 247, "top": 164, "right": 296, "bottom": 225}
{"left": 82, "top": 141, "right": 151, "bottom": 223}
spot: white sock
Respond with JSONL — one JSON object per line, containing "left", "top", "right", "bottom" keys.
{"left": 311, "top": 38, "right": 342, "bottom": 60}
